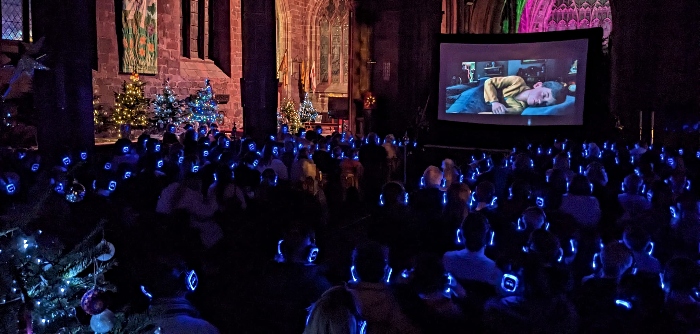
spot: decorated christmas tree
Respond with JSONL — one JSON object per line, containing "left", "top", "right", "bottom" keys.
{"left": 150, "top": 79, "right": 188, "bottom": 131}
{"left": 298, "top": 93, "right": 318, "bottom": 123}
{"left": 187, "top": 79, "right": 223, "bottom": 125}
{"left": 110, "top": 73, "right": 150, "bottom": 128}
{"left": 93, "top": 90, "right": 111, "bottom": 134}
{"left": 278, "top": 98, "right": 301, "bottom": 132}
{"left": 0, "top": 169, "right": 151, "bottom": 333}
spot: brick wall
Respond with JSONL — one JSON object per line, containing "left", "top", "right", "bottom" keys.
{"left": 93, "top": 0, "right": 242, "bottom": 130}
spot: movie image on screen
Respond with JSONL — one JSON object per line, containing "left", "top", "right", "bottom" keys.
{"left": 445, "top": 58, "right": 577, "bottom": 116}
{"left": 438, "top": 36, "right": 591, "bottom": 126}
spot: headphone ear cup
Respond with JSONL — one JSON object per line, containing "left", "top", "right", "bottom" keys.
{"left": 307, "top": 245, "right": 319, "bottom": 263}
{"left": 557, "top": 248, "right": 564, "bottom": 263}
{"left": 184, "top": 269, "right": 198, "bottom": 291}
{"left": 351, "top": 265, "right": 359, "bottom": 282}
{"left": 384, "top": 265, "right": 393, "bottom": 283}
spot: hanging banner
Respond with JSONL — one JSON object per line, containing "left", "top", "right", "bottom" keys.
{"left": 121, "top": 0, "right": 158, "bottom": 74}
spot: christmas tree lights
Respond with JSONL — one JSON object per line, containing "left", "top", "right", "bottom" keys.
{"left": 0, "top": 166, "right": 152, "bottom": 333}
{"left": 188, "top": 79, "right": 223, "bottom": 125}
{"left": 298, "top": 93, "right": 318, "bottom": 123}
{"left": 150, "top": 79, "right": 188, "bottom": 131}
{"left": 110, "top": 72, "right": 150, "bottom": 128}
{"left": 93, "top": 89, "right": 110, "bottom": 134}
{"left": 279, "top": 98, "right": 302, "bottom": 133}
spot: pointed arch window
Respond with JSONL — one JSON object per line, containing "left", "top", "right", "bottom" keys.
{"left": 320, "top": 17, "right": 329, "bottom": 83}
{"left": 331, "top": 19, "right": 341, "bottom": 84}
{"left": 318, "top": 0, "right": 349, "bottom": 86}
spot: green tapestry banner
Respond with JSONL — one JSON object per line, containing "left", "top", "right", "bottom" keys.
{"left": 121, "top": 0, "right": 157, "bottom": 74}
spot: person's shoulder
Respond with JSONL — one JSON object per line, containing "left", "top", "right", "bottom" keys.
{"left": 157, "top": 316, "right": 220, "bottom": 334}
{"left": 505, "top": 75, "right": 526, "bottom": 84}
{"left": 443, "top": 250, "right": 464, "bottom": 261}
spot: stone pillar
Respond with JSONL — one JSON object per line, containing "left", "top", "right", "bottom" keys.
{"left": 32, "top": 0, "right": 95, "bottom": 159}
{"left": 241, "top": 0, "right": 277, "bottom": 143}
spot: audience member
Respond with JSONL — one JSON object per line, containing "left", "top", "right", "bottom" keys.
{"left": 140, "top": 254, "right": 220, "bottom": 334}
{"left": 303, "top": 286, "right": 363, "bottom": 334}
{"left": 443, "top": 213, "right": 502, "bottom": 287}
{"left": 560, "top": 174, "right": 601, "bottom": 228}
{"left": 346, "top": 241, "right": 420, "bottom": 334}
{"left": 622, "top": 225, "right": 661, "bottom": 274}
{"left": 618, "top": 173, "right": 651, "bottom": 220}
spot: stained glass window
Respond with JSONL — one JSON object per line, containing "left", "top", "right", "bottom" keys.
{"left": 320, "top": 17, "right": 329, "bottom": 83}
{"left": 331, "top": 21, "right": 341, "bottom": 84}
{"left": 2, "top": 0, "right": 26, "bottom": 41}
{"left": 342, "top": 24, "right": 348, "bottom": 83}
{"left": 317, "top": 0, "right": 350, "bottom": 87}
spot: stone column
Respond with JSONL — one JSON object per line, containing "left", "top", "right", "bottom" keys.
{"left": 32, "top": 0, "right": 95, "bottom": 159}
{"left": 241, "top": 0, "right": 278, "bottom": 143}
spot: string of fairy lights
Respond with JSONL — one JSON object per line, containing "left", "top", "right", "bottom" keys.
{"left": 102, "top": 74, "right": 223, "bottom": 131}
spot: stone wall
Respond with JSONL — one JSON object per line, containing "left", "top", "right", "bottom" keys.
{"left": 93, "top": 0, "right": 242, "bottom": 130}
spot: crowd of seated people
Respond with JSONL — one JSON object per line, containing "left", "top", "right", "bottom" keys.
{"left": 1, "top": 122, "right": 700, "bottom": 333}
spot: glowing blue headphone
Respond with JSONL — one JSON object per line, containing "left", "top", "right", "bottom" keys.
{"left": 350, "top": 264, "right": 392, "bottom": 284}
{"left": 670, "top": 205, "right": 679, "bottom": 220}
{"left": 80, "top": 152, "right": 88, "bottom": 160}
{"left": 104, "top": 162, "right": 112, "bottom": 170}
{"left": 185, "top": 270, "right": 198, "bottom": 291}
{"left": 140, "top": 268, "right": 198, "bottom": 299}
{"left": 277, "top": 239, "right": 319, "bottom": 264}
{"left": 123, "top": 171, "right": 132, "bottom": 179}
{"left": 62, "top": 157, "right": 71, "bottom": 166}
{"left": 615, "top": 299, "right": 632, "bottom": 310}
{"left": 31, "top": 163, "right": 40, "bottom": 172}
{"left": 140, "top": 285, "right": 153, "bottom": 299}
{"left": 501, "top": 274, "right": 519, "bottom": 294}
{"left": 5, "top": 183, "right": 16, "bottom": 195}
{"left": 536, "top": 196, "right": 545, "bottom": 208}
{"left": 379, "top": 182, "right": 409, "bottom": 206}
{"left": 108, "top": 181, "right": 117, "bottom": 191}
{"left": 122, "top": 146, "right": 129, "bottom": 154}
